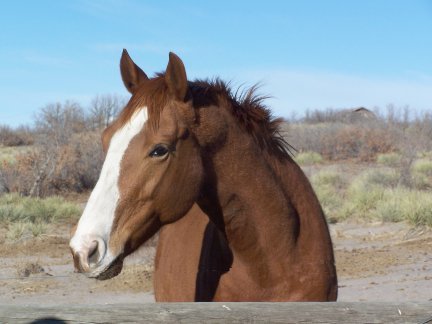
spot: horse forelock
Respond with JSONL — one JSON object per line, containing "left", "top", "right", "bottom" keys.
{"left": 103, "top": 76, "right": 169, "bottom": 147}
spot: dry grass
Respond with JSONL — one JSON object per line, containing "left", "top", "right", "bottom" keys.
{"left": 0, "top": 194, "right": 81, "bottom": 224}
{"left": 376, "top": 152, "right": 401, "bottom": 167}
{"left": 2, "top": 104, "right": 432, "bottom": 228}
{"left": 295, "top": 151, "right": 323, "bottom": 165}
{"left": 310, "top": 165, "right": 432, "bottom": 227}
{"left": 412, "top": 159, "right": 432, "bottom": 177}
{"left": 0, "top": 145, "right": 33, "bottom": 164}
{"left": 0, "top": 194, "right": 81, "bottom": 241}
{"left": 409, "top": 158, "right": 432, "bottom": 190}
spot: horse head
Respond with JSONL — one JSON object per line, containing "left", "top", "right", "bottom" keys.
{"left": 69, "top": 50, "right": 205, "bottom": 279}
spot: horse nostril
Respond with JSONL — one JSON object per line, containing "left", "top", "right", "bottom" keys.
{"left": 73, "top": 251, "right": 90, "bottom": 273}
{"left": 70, "top": 236, "right": 107, "bottom": 273}
{"left": 88, "top": 240, "right": 99, "bottom": 266}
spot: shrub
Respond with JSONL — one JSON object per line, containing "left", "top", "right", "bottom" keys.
{"left": 0, "top": 193, "right": 81, "bottom": 224}
{"left": 0, "top": 147, "right": 18, "bottom": 164}
{"left": 0, "top": 125, "right": 34, "bottom": 146}
{"left": 0, "top": 131, "right": 103, "bottom": 196}
{"left": 5, "top": 221, "right": 48, "bottom": 241}
{"left": 336, "top": 172, "right": 387, "bottom": 220}
{"left": 349, "top": 184, "right": 384, "bottom": 216}
{"left": 46, "top": 132, "right": 104, "bottom": 193}
{"left": 0, "top": 146, "right": 33, "bottom": 164}
{"left": 6, "top": 222, "right": 29, "bottom": 241}
{"left": 313, "top": 185, "right": 344, "bottom": 223}
{"left": 405, "top": 197, "right": 432, "bottom": 227}
{"left": 417, "top": 151, "right": 432, "bottom": 159}
{"left": 363, "top": 169, "right": 400, "bottom": 188}
{"left": 0, "top": 150, "right": 44, "bottom": 195}
{"left": 374, "top": 189, "right": 406, "bottom": 223}
{"left": 412, "top": 159, "right": 432, "bottom": 176}
{"left": 310, "top": 170, "right": 401, "bottom": 224}
{"left": 375, "top": 188, "right": 432, "bottom": 226}
{"left": 29, "top": 222, "right": 48, "bottom": 237}
{"left": 324, "top": 125, "right": 396, "bottom": 161}
{"left": 311, "top": 170, "right": 346, "bottom": 222}
{"left": 411, "top": 159, "right": 432, "bottom": 190}
{"left": 285, "top": 122, "right": 398, "bottom": 161}
{"left": 411, "top": 176, "right": 430, "bottom": 190}
{"left": 311, "top": 170, "right": 346, "bottom": 189}
{"left": 376, "top": 152, "right": 401, "bottom": 167}
{"left": 295, "top": 151, "right": 323, "bottom": 165}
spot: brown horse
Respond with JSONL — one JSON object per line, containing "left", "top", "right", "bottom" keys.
{"left": 69, "top": 50, "right": 338, "bottom": 301}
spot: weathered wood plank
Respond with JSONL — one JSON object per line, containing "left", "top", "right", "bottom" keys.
{"left": 0, "top": 302, "right": 431, "bottom": 324}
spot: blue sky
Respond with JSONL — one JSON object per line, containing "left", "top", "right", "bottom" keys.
{"left": 1, "top": 0, "right": 432, "bottom": 126}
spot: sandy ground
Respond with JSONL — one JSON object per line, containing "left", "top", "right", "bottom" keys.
{"left": 0, "top": 221, "right": 431, "bottom": 305}
{"left": 333, "top": 222, "right": 432, "bottom": 301}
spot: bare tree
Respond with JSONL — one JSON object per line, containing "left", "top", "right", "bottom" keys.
{"left": 0, "top": 124, "right": 34, "bottom": 146}
{"left": 28, "top": 101, "right": 86, "bottom": 196}
{"left": 35, "top": 101, "right": 86, "bottom": 147}
{"left": 89, "top": 94, "right": 125, "bottom": 130}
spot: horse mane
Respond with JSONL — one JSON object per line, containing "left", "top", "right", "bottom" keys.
{"left": 120, "top": 74, "right": 294, "bottom": 159}
{"left": 190, "top": 78, "right": 294, "bottom": 159}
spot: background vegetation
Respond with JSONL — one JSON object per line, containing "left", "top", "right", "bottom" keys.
{"left": 1, "top": 101, "right": 432, "bottom": 241}
{"left": 0, "top": 94, "right": 124, "bottom": 240}
{"left": 285, "top": 105, "right": 432, "bottom": 227}
{"left": 0, "top": 94, "right": 125, "bottom": 197}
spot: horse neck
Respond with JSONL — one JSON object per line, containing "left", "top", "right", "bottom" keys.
{"left": 198, "top": 120, "right": 334, "bottom": 274}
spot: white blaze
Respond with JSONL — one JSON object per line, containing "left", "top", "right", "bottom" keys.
{"left": 70, "top": 108, "right": 148, "bottom": 256}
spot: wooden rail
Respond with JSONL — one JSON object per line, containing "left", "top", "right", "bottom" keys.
{"left": 1, "top": 302, "right": 431, "bottom": 323}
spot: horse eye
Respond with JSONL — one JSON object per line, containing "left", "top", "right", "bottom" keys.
{"left": 149, "top": 145, "right": 169, "bottom": 158}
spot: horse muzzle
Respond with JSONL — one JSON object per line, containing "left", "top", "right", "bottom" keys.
{"left": 70, "top": 235, "right": 108, "bottom": 276}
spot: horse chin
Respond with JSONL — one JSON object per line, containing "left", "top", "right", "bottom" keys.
{"left": 91, "top": 255, "right": 125, "bottom": 281}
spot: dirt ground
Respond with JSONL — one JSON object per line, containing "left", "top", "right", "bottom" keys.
{"left": 0, "top": 221, "right": 431, "bottom": 305}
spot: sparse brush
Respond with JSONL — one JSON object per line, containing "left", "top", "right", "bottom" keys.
{"left": 411, "top": 176, "right": 431, "bottom": 190}
{"left": 375, "top": 188, "right": 432, "bottom": 226}
{"left": 29, "top": 222, "right": 47, "bottom": 237}
{"left": 295, "top": 151, "right": 323, "bottom": 165}
{"left": 311, "top": 168, "right": 432, "bottom": 226}
{"left": 350, "top": 186, "right": 384, "bottom": 217}
{"left": 0, "top": 193, "right": 81, "bottom": 224}
{"left": 417, "top": 151, "right": 432, "bottom": 159}
{"left": 313, "top": 185, "right": 343, "bottom": 223}
{"left": 6, "top": 222, "right": 29, "bottom": 241}
{"left": 363, "top": 169, "right": 400, "bottom": 188}
{"left": 46, "top": 196, "right": 82, "bottom": 220}
{"left": 0, "top": 146, "right": 32, "bottom": 164}
{"left": 287, "top": 121, "right": 398, "bottom": 161}
{"left": 312, "top": 170, "right": 346, "bottom": 189}
{"left": 333, "top": 203, "right": 356, "bottom": 222}
{"left": 376, "top": 152, "right": 401, "bottom": 167}
{"left": 411, "top": 159, "right": 432, "bottom": 190}
{"left": 403, "top": 191, "right": 432, "bottom": 227}
{"left": 6, "top": 221, "right": 48, "bottom": 241}
{"left": 311, "top": 170, "right": 346, "bottom": 223}
{"left": 374, "top": 189, "right": 406, "bottom": 223}
{"left": 343, "top": 173, "right": 386, "bottom": 219}
{"left": 412, "top": 159, "right": 432, "bottom": 176}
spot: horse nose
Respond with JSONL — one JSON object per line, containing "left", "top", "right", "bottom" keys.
{"left": 70, "top": 237, "right": 106, "bottom": 273}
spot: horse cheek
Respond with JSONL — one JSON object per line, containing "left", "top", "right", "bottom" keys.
{"left": 158, "top": 154, "right": 202, "bottom": 224}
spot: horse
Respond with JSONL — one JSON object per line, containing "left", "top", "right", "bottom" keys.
{"left": 69, "top": 50, "right": 338, "bottom": 301}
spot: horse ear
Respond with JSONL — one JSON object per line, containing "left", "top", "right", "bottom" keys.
{"left": 120, "top": 49, "right": 148, "bottom": 94}
{"left": 165, "top": 52, "right": 188, "bottom": 101}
